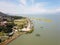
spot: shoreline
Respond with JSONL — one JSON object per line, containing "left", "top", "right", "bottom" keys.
{"left": 0, "top": 17, "right": 34, "bottom": 45}
{"left": 0, "top": 32, "right": 27, "bottom": 45}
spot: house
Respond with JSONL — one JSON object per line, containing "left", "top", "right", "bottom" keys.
{"left": 0, "top": 19, "right": 7, "bottom": 26}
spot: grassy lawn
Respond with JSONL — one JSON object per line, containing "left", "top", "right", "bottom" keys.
{"left": 0, "top": 32, "right": 4, "bottom": 36}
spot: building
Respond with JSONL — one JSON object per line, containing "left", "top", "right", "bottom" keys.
{"left": 0, "top": 19, "right": 7, "bottom": 26}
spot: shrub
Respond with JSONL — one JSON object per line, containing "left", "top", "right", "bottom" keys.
{"left": 0, "top": 26, "right": 3, "bottom": 32}
{"left": 0, "top": 39, "right": 2, "bottom": 43}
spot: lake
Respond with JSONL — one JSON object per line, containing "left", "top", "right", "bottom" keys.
{"left": 8, "top": 15, "right": 60, "bottom": 45}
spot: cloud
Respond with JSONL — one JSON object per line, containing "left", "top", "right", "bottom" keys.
{"left": 20, "top": 0, "right": 27, "bottom": 6}
{"left": 0, "top": 0, "right": 60, "bottom": 15}
{"left": 56, "top": 8, "right": 60, "bottom": 13}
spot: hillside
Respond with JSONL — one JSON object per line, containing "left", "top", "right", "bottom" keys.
{"left": 0, "top": 12, "right": 25, "bottom": 21}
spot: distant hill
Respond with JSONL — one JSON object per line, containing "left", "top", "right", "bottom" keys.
{"left": 0, "top": 12, "right": 14, "bottom": 21}
{"left": 0, "top": 12, "right": 25, "bottom": 21}
{"left": 0, "top": 12, "right": 8, "bottom": 16}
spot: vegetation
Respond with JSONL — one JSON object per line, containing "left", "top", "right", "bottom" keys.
{"left": 13, "top": 16, "right": 25, "bottom": 19}
{"left": 0, "top": 26, "right": 3, "bottom": 32}
{"left": 0, "top": 12, "right": 34, "bottom": 44}
{"left": 0, "top": 39, "right": 2, "bottom": 43}
{"left": 0, "top": 22, "right": 15, "bottom": 35}
{"left": 3, "top": 26, "right": 12, "bottom": 33}
{"left": 0, "top": 32, "right": 4, "bottom": 36}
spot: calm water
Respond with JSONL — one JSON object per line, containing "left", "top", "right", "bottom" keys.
{"left": 8, "top": 15, "right": 60, "bottom": 45}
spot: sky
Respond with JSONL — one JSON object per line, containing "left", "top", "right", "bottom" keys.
{"left": 0, "top": 0, "right": 60, "bottom": 15}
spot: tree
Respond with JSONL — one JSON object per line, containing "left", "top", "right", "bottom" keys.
{"left": 0, "top": 39, "right": 2, "bottom": 43}
{"left": 0, "top": 26, "right": 3, "bottom": 32}
{"left": 2, "top": 23, "right": 15, "bottom": 33}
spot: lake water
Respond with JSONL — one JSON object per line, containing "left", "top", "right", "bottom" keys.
{"left": 8, "top": 15, "right": 60, "bottom": 45}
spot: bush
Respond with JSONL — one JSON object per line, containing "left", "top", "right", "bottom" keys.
{"left": 0, "top": 26, "right": 3, "bottom": 32}
{"left": 6, "top": 22, "right": 15, "bottom": 27}
{"left": 3, "top": 23, "right": 15, "bottom": 33}
{"left": 0, "top": 39, "right": 2, "bottom": 43}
